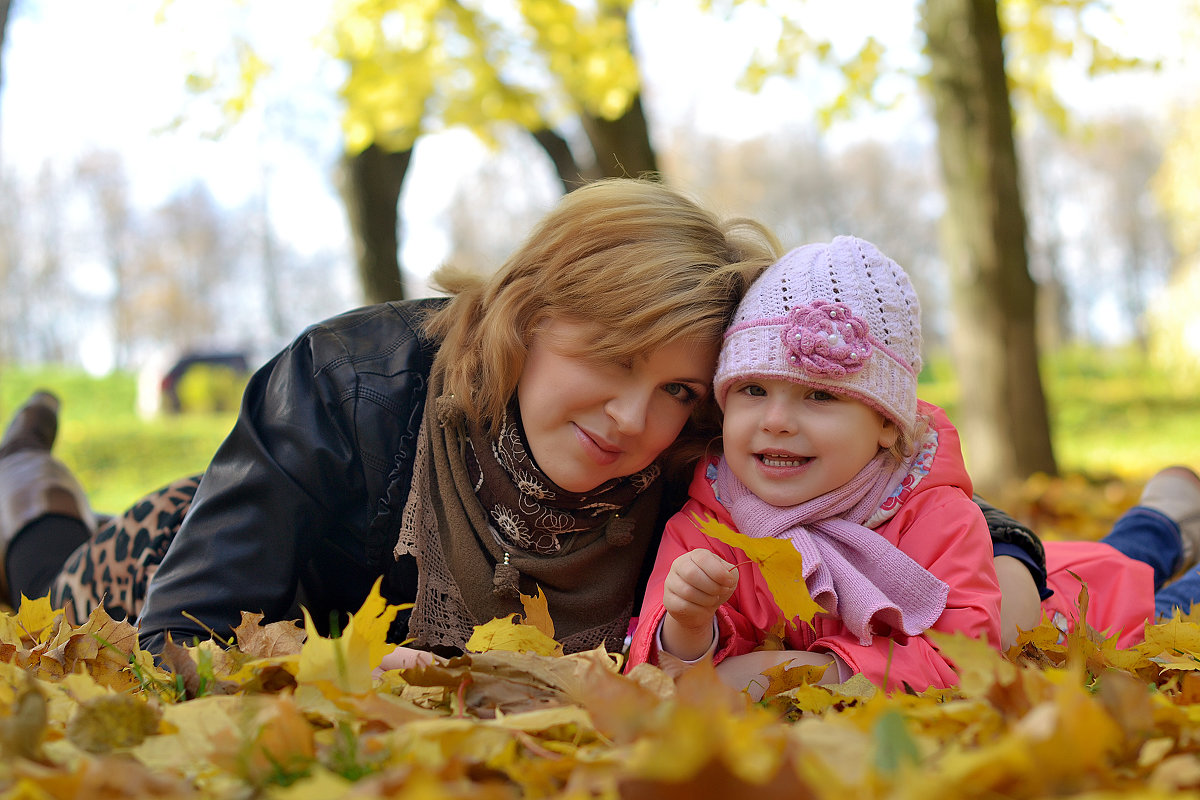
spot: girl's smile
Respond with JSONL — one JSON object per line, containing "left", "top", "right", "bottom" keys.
{"left": 722, "top": 378, "right": 898, "bottom": 507}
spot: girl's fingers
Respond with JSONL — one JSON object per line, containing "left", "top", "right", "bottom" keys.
{"left": 688, "top": 549, "right": 739, "bottom": 590}
{"left": 665, "top": 550, "right": 739, "bottom": 609}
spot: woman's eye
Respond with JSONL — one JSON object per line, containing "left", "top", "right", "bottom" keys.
{"left": 664, "top": 382, "right": 700, "bottom": 404}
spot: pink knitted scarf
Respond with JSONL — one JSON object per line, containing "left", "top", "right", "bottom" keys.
{"left": 715, "top": 453, "right": 949, "bottom": 645}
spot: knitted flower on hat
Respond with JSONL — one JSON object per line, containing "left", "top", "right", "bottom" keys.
{"left": 714, "top": 236, "right": 923, "bottom": 437}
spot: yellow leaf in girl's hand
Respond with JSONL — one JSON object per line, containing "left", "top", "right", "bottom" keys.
{"left": 692, "top": 514, "right": 823, "bottom": 624}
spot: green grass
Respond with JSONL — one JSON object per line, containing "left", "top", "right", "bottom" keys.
{"left": 918, "top": 346, "right": 1200, "bottom": 480}
{"left": 3, "top": 346, "right": 1199, "bottom": 514}
{"left": 1, "top": 366, "right": 237, "bottom": 513}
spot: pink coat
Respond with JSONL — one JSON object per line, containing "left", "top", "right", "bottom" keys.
{"left": 628, "top": 402, "right": 1002, "bottom": 691}
{"left": 1039, "top": 540, "right": 1154, "bottom": 649}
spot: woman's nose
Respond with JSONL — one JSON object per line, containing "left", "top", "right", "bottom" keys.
{"left": 606, "top": 388, "right": 650, "bottom": 435}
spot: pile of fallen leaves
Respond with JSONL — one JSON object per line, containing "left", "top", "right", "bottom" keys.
{"left": 5, "top": 475, "right": 1200, "bottom": 799}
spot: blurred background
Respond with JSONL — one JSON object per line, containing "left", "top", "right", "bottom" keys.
{"left": 0, "top": 0, "right": 1197, "bottom": 537}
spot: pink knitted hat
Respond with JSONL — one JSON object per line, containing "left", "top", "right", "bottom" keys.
{"left": 713, "top": 235, "right": 923, "bottom": 436}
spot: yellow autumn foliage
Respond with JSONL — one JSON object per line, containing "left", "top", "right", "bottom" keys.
{"left": 4, "top": 477, "right": 1200, "bottom": 797}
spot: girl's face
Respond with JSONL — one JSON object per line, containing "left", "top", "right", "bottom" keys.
{"left": 721, "top": 378, "right": 898, "bottom": 508}
{"left": 517, "top": 317, "right": 717, "bottom": 493}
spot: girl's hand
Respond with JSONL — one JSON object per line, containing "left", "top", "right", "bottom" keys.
{"left": 373, "top": 645, "right": 439, "bottom": 678}
{"left": 660, "top": 549, "right": 740, "bottom": 660}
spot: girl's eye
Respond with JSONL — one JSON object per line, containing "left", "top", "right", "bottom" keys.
{"left": 741, "top": 384, "right": 767, "bottom": 397}
{"left": 664, "top": 382, "right": 700, "bottom": 404}
{"left": 809, "top": 389, "right": 836, "bottom": 402}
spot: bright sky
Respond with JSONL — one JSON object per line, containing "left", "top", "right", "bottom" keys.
{"left": 1, "top": 0, "right": 1195, "bottom": 367}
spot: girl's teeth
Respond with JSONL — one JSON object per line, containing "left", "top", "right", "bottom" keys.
{"left": 761, "top": 455, "right": 804, "bottom": 467}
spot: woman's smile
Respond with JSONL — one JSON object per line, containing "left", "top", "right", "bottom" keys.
{"left": 573, "top": 423, "right": 623, "bottom": 466}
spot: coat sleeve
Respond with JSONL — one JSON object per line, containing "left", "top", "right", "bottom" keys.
{"left": 136, "top": 303, "right": 435, "bottom": 654}
{"left": 808, "top": 488, "right": 1002, "bottom": 691}
{"left": 136, "top": 332, "right": 366, "bottom": 653}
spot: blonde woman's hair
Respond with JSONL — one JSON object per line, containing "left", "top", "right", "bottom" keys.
{"left": 424, "top": 178, "right": 781, "bottom": 475}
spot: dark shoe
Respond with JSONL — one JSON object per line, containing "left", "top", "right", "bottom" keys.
{"left": 0, "top": 391, "right": 60, "bottom": 459}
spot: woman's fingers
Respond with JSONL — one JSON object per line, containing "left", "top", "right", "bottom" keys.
{"left": 373, "top": 645, "right": 437, "bottom": 678}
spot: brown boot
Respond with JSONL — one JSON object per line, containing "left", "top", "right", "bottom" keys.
{"left": 0, "top": 391, "right": 60, "bottom": 458}
{"left": 0, "top": 392, "right": 96, "bottom": 602}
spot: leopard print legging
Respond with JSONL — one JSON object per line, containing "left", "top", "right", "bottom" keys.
{"left": 50, "top": 475, "right": 200, "bottom": 625}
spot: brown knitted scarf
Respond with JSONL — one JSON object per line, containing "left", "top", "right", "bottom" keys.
{"left": 396, "top": 373, "right": 664, "bottom": 654}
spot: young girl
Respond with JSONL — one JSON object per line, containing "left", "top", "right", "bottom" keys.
{"left": 628, "top": 235, "right": 1002, "bottom": 692}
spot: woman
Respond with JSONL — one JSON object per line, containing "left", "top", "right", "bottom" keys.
{"left": 0, "top": 178, "right": 782, "bottom": 657}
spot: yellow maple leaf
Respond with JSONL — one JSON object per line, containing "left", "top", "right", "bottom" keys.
{"left": 758, "top": 658, "right": 830, "bottom": 697}
{"left": 466, "top": 614, "right": 563, "bottom": 657}
{"left": 692, "top": 514, "right": 823, "bottom": 624}
{"left": 297, "top": 578, "right": 401, "bottom": 696}
{"left": 0, "top": 594, "right": 61, "bottom": 648}
{"left": 14, "top": 595, "right": 60, "bottom": 641}
{"left": 1139, "top": 615, "right": 1200, "bottom": 664}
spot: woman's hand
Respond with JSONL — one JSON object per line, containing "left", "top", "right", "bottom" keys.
{"left": 994, "top": 554, "right": 1042, "bottom": 650}
{"left": 660, "top": 549, "right": 739, "bottom": 661}
{"left": 715, "top": 650, "right": 836, "bottom": 700}
{"left": 373, "top": 645, "right": 439, "bottom": 678}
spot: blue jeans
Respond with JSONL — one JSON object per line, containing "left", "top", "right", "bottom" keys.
{"left": 1100, "top": 506, "right": 1192, "bottom": 619}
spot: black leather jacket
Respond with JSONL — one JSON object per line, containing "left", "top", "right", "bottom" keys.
{"left": 137, "top": 299, "right": 447, "bottom": 653}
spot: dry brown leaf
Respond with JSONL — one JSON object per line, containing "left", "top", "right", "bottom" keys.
{"left": 519, "top": 588, "right": 556, "bottom": 640}
{"left": 399, "top": 646, "right": 622, "bottom": 718}
{"left": 231, "top": 611, "right": 306, "bottom": 658}
{"left": 160, "top": 637, "right": 238, "bottom": 699}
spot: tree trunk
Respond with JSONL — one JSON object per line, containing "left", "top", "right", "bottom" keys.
{"left": 0, "top": 0, "right": 12, "bottom": 156}
{"left": 581, "top": 94, "right": 659, "bottom": 179}
{"left": 531, "top": 127, "right": 596, "bottom": 192}
{"left": 921, "top": 0, "right": 1058, "bottom": 495}
{"left": 0, "top": 0, "right": 11, "bottom": 90}
{"left": 340, "top": 143, "right": 413, "bottom": 304}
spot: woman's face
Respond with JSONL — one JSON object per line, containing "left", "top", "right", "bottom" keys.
{"left": 516, "top": 317, "right": 718, "bottom": 493}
